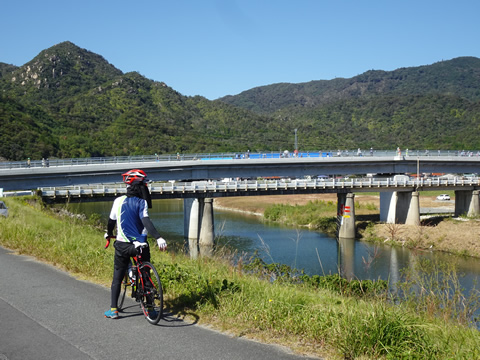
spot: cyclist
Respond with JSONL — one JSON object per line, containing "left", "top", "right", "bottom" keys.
{"left": 104, "top": 169, "right": 167, "bottom": 319}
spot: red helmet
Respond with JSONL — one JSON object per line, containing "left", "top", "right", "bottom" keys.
{"left": 122, "top": 169, "right": 147, "bottom": 185}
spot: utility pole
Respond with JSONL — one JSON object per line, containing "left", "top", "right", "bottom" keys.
{"left": 294, "top": 128, "right": 298, "bottom": 151}
{"left": 417, "top": 156, "right": 420, "bottom": 186}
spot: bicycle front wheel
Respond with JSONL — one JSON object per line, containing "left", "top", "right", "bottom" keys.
{"left": 139, "top": 262, "right": 163, "bottom": 325}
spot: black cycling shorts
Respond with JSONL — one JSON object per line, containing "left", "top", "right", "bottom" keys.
{"left": 113, "top": 241, "right": 150, "bottom": 269}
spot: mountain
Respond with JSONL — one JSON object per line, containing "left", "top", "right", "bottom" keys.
{"left": 219, "top": 57, "right": 480, "bottom": 114}
{"left": 1, "top": 42, "right": 480, "bottom": 161}
{"left": 1, "top": 41, "right": 123, "bottom": 105}
{"left": 218, "top": 57, "right": 480, "bottom": 151}
{"left": 0, "top": 62, "right": 18, "bottom": 78}
{"left": 0, "top": 42, "right": 274, "bottom": 160}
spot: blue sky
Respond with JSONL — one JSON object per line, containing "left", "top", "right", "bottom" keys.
{"left": 1, "top": 0, "right": 479, "bottom": 100}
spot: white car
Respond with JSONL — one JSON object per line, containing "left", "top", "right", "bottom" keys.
{"left": 436, "top": 194, "right": 450, "bottom": 201}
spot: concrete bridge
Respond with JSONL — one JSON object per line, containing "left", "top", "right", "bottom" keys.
{"left": 36, "top": 177, "right": 480, "bottom": 256}
{"left": 1, "top": 153, "right": 480, "bottom": 191}
{"left": 2, "top": 152, "right": 480, "bottom": 257}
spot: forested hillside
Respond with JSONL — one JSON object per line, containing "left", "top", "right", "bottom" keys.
{"left": 219, "top": 56, "right": 480, "bottom": 150}
{"left": 1, "top": 42, "right": 480, "bottom": 161}
{"left": 0, "top": 42, "right": 277, "bottom": 160}
{"left": 274, "top": 94, "right": 480, "bottom": 150}
{"left": 219, "top": 57, "right": 480, "bottom": 114}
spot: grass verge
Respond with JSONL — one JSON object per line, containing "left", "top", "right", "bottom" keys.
{"left": 1, "top": 196, "right": 479, "bottom": 359}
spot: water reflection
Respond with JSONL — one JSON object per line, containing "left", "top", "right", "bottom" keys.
{"left": 338, "top": 237, "right": 355, "bottom": 280}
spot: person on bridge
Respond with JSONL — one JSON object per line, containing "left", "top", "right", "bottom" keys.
{"left": 104, "top": 169, "right": 167, "bottom": 319}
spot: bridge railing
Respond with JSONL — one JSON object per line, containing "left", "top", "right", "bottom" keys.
{"left": 38, "top": 177, "right": 480, "bottom": 199}
{"left": 1, "top": 149, "right": 473, "bottom": 169}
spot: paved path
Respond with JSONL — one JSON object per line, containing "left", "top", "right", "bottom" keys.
{"left": 0, "top": 246, "right": 319, "bottom": 360}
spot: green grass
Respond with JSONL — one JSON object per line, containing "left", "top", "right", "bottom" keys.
{"left": 0, "top": 197, "right": 112, "bottom": 282}
{"left": 1, "top": 196, "right": 479, "bottom": 359}
{"left": 263, "top": 200, "right": 338, "bottom": 232}
{"left": 263, "top": 199, "right": 378, "bottom": 235}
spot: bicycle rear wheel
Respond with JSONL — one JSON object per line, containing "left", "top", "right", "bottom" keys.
{"left": 139, "top": 262, "right": 163, "bottom": 325}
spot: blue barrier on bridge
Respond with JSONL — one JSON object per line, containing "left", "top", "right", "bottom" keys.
{"left": 232, "top": 152, "right": 335, "bottom": 159}
{"left": 200, "top": 157, "right": 234, "bottom": 160}
{"left": 248, "top": 154, "right": 279, "bottom": 159}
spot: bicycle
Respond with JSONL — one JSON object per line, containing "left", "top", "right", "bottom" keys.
{"left": 106, "top": 238, "right": 163, "bottom": 325}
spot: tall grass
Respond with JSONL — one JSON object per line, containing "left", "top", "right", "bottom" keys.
{"left": 0, "top": 197, "right": 112, "bottom": 283}
{"left": 263, "top": 200, "right": 338, "bottom": 233}
{"left": 263, "top": 199, "right": 377, "bottom": 235}
{"left": 1, "top": 196, "right": 480, "bottom": 359}
{"left": 396, "top": 258, "right": 480, "bottom": 327}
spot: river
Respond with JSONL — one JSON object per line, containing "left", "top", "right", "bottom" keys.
{"left": 68, "top": 199, "right": 480, "bottom": 289}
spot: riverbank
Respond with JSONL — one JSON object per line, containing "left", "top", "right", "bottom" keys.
{"left": 214, "top": 193, "right": 480, "bottom": 258}
{"left": 1, "top": 196, "right": 480, "bottom": 359}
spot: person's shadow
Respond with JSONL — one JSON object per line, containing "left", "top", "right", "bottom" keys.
{"left": 119, "top": 304, "right": 199, "bottom": 327}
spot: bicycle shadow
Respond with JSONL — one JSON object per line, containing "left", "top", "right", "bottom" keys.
{"left": 119, "top": 304, "right": 199, "bottom": 327}
{"left": 117, "top": 304, "right": 145, "bottom": 319}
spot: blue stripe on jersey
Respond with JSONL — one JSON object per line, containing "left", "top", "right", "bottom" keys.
{"left": 110, "top": 195, "right": 148, "bottom": 243}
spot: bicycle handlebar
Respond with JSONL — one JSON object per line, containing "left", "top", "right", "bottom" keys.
{"left": 104, "top": 235, "right": 115, "bottom": 249}
{"left": 104, "top": 237, "right": 149, "bottom": 251}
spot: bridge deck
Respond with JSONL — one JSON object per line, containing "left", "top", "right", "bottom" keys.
{"left": 39, "top": 177, "right": 480, "bottom": 202}
{"left": 2, "top": 153, "right": 480, "bottom": 191}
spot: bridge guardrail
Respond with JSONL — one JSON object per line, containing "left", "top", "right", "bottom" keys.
{"left": 38, "top": 177, "right": 480, "bottom": 200}
{"left": 1, "top": 149, "right": 474, "bottom": 170}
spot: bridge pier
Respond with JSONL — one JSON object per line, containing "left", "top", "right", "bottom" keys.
{"left": 380, "top": 191, "right": 420, "bottom": 225}
{"left": 184, "top": 198, "right": 215, "bottom": 257}
{"left": 337, "top": 193, "right": 356, "bottom": 238}
{"left": 406, "top": 192, "right": 420, "bottom": 226}
{"left": 199, "top": 198, "right": 215, "bottom": 257}
{"left": 455, "top": 190, "right": 480, "bottom": 217}
{"left": 184, "top": 198, "right": 200, "bottom": 258}
{"left": 337, "top": 193, "right": 356, "bottom": 280}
